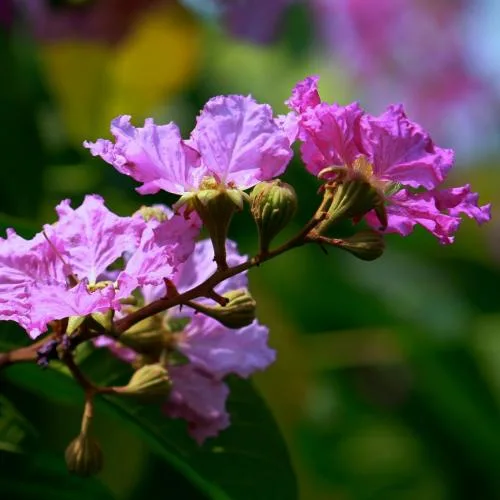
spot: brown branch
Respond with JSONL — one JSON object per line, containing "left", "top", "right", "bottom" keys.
{"left": 0, "top": 333, "right": 55, "bottom": 370}
{"left": 113, "top": 211, "right": 326, "bottom": 335}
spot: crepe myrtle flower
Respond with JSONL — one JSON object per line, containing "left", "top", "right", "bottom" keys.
{"left": 0, "top": 195, "right": 199, "bottom": 339}
{"left": 97, "top": 237, "right": 274, "bottom": 443}
{"left": 85, "top": 94, "right": 292, "bottom": 268}
{"left": 287, "top": 76, "right": 491, "bottom": 244}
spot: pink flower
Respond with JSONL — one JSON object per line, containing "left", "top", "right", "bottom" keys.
{"left": 0, "top": 195, "right": 199, "bottom": 338}
{"left": 84, "top": 95, "right": 292, "bottom": 195}
{"left": 288, "top": 76, "right": 491, "bottom": 243}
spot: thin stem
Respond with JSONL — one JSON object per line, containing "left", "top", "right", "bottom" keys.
{"left": 0, "top": 333, "right": 55, "bottom": 370}
{"left": 63, "top": 351, "right": 96, "bottom": 395}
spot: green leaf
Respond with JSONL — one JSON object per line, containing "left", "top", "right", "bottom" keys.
{"left": 0, "top": 394, "right": 37, "bottom": 453}
{"left": 0, "top": 450, "right": 115, "bottom": 500}
{"left": 0, "top": 388, "right": 113, "bottom": 499}
{"left": 0, "top": 334, "right": 298, "bottom": 500}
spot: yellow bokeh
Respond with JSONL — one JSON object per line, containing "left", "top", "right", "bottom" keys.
{"left": 38, "top": 3, "right": 201, "bottom": 145}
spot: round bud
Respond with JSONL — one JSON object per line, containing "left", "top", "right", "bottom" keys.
{"left": 337, "top": 230, "right": 385, "bottom": 261}
{"left": 65, "top": 434, "right": 103, "bottom": 477}
{"left": 250, "top": 180, "right": 297, "bottom": 253}
{"left": 190, "top": 288, "right": 257, "bottom": 329}
{"left": 115, "top": 363, "right": 172, "bottom": 401}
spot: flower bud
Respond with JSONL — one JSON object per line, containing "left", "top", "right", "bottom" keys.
{"left": 191, "top": 289, "right": 256, "bottom": 329}
{"left": 119, "top": 327, "right": 166, "bottom": 356}
{"left": 65, "top": 434, "right": 103, "bottom": 477}
{"left": 250, "top": 180, "right": 297, "bottom": 254}
{"left": 114, "top": 363, "right": 172, "bottom": 401}
{"left": 316, "top": 178, "right": 387, "bottom": 234}
{"left": 335, "top": 230, "right": 385, "bottom": 261}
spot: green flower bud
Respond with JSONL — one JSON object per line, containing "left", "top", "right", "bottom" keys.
{"left": 114, "top": 364, "right": 172, "bottom": 401}
{"left": 119, "top": 327, "right": 166, "bottom": 356}
{"left": 65, "top": 434, "right": 103, "bottom": 477}
{"left": 336, "top": 230, "right": 385, "bottom": 261}
{"left": 250, "top": 180, "right": 297, "bottom": 254}
{"left": 190, "top": 288, "right": 256, "bottom": 329}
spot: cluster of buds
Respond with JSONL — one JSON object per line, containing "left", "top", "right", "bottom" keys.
{"left": 0, "top": 76, "right": 490, "bottom": 476}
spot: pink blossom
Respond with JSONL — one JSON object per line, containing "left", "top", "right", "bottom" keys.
{"left": 84, "top": 95, "right": 292, "bottom": 194}
{"left": 0, "top": 195, "right": 199, "bottom": 338}
{"left": 288, "top": 76, "right": 491, "bottom": 243}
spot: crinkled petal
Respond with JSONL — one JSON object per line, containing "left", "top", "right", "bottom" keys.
{"left": 53, "top": 194, "right": 144, "bottom": 284}
{"left": 299, "top": 102, "right": 365, "bottom": 175}
{"left": 433, "top": 184, "right": 491, "bottom": 224}
{"left": 84, "top": 116, "right": 201, "bottom": 195}
{"left": 28, "top": 280, "right": 116, "bottom": 338}
{"left": 120, "top": 211, "right": 200, "bottom": 292}
{"left": 275, "top": 112, "right": 299, "bottom": 145}
{"left": 285, "top": 75, "right": 321, "bottom": 113}
{"left": 0, "top": 229, "right": 68, "bottom": 336}
{"left": 178, "top": 315, "right": 275, "bottom": 379}
{"left": 165, "top": 365, "right": 230, "bottom": 444}
{"left": 191, "top": 95, "right": 292, "bottom": 189}
{"left": 362, "top": 104, "right": 454, "bottom": 189}
{"left": 365, "top": 190, "right": 461, "bottom": 244}
{"left": 175, "top": 239, "right": 247, "bottom": 296}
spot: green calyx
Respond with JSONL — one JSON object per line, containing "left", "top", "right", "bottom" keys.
{"left": 193, "top": 187, "right": 248, "bottom": 270}
{"left": 250, "top": 179, "right": 298, "bottom": 254}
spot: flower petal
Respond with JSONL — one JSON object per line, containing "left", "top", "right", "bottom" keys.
{"left": 191, "top": 95, "right": 292, "bottom": 189}
{"left": 121, "top": 210, "right": 200, "bottom": 291}
{"left": 299, "top": 102, "right": 365, "bottom": 175}
{"left": 362, "top": 104, "right": 454, "bottom": 189}
{"left": 84, "top": 116, "right": 201, "bottom": 195}
{"left": 165, "top": 365, "right": 230, "bottom": 444}
{"left": 285, "top": 75, "right": 321, "bottom": 113}
{"left": 28, "top": 280, "right": 116, "bottom": 338}
{"left": 53, "top": 194, "right": 144, "bottom": 284}
{"left": 178, "top": 315, "right": 275, "bottom": 379}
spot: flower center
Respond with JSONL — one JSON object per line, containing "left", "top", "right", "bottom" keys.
{"left": 351, "top": 156, "right": 401, "bottom": 196}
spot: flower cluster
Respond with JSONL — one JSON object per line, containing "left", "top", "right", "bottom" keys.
{"left": 0, "top": 76, "right": 490, "bottom": 474}
{"left": 286, "top": 76, "right": 490, "bottom": 244}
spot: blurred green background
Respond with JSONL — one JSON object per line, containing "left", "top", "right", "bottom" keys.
{"left": 0, "top": 1, "right": 499, "bottom": 499}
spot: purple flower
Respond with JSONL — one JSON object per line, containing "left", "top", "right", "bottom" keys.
{"left": 288, "top": 76, "right": 491, "bottom": 243}
{"left": 0, "top": 195, "right": 199, "bottom": 338}
{"left": 98, "top": 236, "right": 275, "bottom": 443}
{"left": 84, "top": 95, "right": 292, "bottom": 195}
